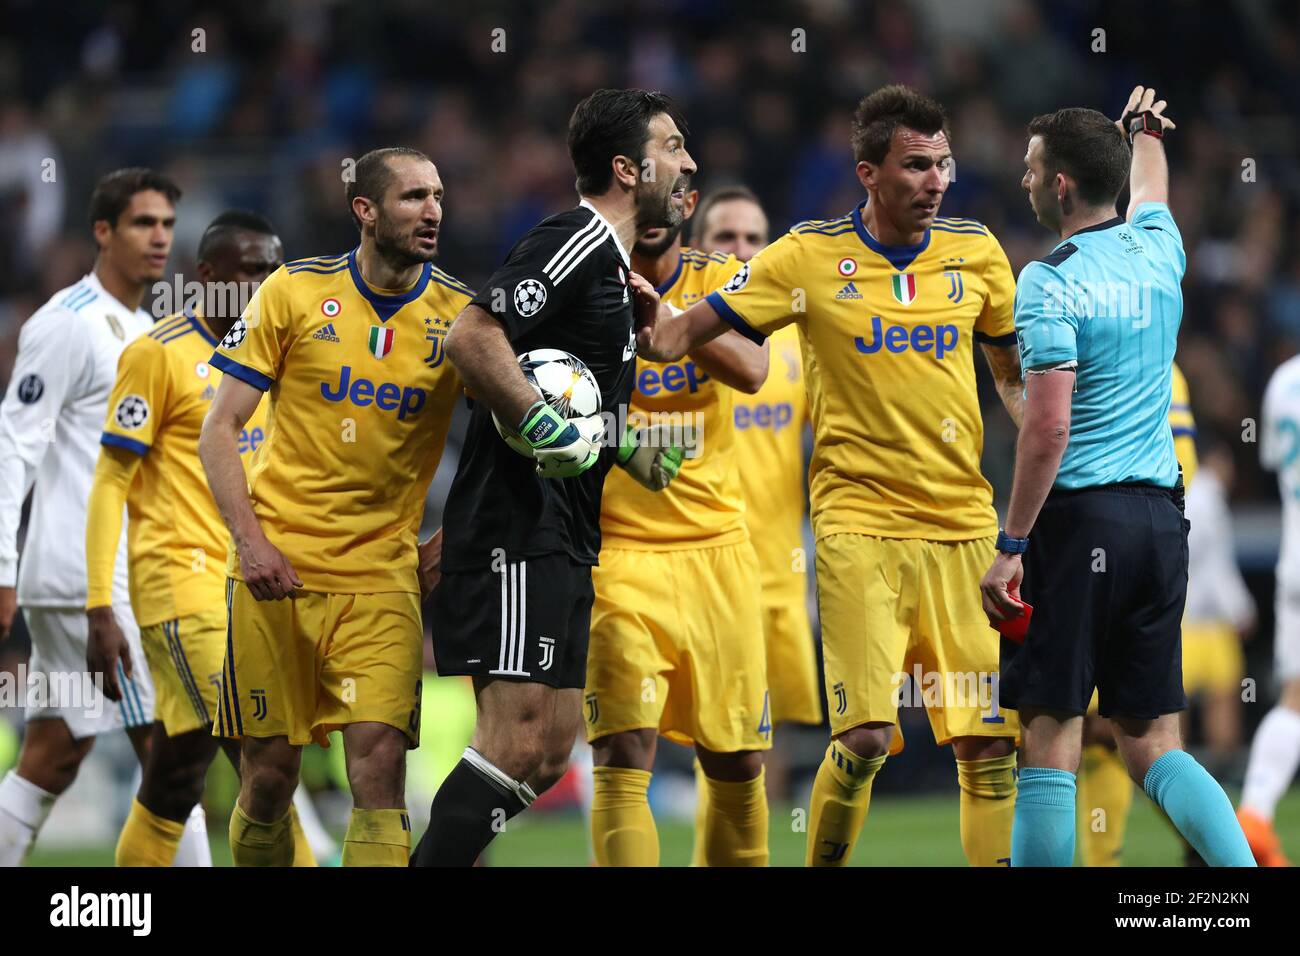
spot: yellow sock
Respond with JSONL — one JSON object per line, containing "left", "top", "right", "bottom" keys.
{"left": 590, "top": 766, "right": 658, "bottom": 867}
{"left": 341, "top": 808, "right": 411, "bottom": 867}
{"left": 956, "top": 753, "right": 1017, "bottom": 866}
{"left": 1077, "top": 743, "right": 1133, "bottom": 866}
{"left": 229, "top": 803, "right": 294, "bottom": 867}
{"left": 289, "top": 805, "right": 318, "bottom": 867}
{"left": 701, "top": 768, "right": 769, "bottom": 867}
{"left": 690, "top": 758, "right": 708, "bottom": 867}
{"left": 115, "top": 798, "right": 186, "bottom": 867}
{"left": 806, "top": 741, "right": 885, "bottom": 867}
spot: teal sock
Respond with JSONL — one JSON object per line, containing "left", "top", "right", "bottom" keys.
{"left": 1143, "top": 750, "right": 1256, "bottom": 867}
{"left": 1012, "top": 768, "right": 1076, "bottom": 867}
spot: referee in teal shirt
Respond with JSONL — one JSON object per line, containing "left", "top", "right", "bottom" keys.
{"left": 980, "top": 87, "right": 1254, "bottom": 867}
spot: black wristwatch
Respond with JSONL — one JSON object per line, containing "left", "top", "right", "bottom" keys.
{"left": 1124, "top": 109, "right": 1164, "bottom": 142}
{"left": 996, "top": 529, "right": 1029, "bottom": 555}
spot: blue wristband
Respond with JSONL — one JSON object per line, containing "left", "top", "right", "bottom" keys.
{"left": 996, "top": 529, "right": 1029, "bottom": 555}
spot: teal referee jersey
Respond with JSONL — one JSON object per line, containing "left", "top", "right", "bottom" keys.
{"left": 1014, "top": 202, "right": 1185, "bottom": 489}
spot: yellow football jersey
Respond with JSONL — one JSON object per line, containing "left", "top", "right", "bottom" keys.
{"left": 98, "top": 309, "right": 269, "bottom": 626}
{"left": 600, "top": 248, "right": 749, "bottom": 548}
{"left": 733, "top": 323, "right": 808, "bottom": 599}
{"left": 706, "top": 204, "right": 1017, "bottom": 541}
{"left": 1170, "top": 362, "right": 1197, "bottom": 487}
{"left": 210, "top": 251, "right": 470, "bottom": 593}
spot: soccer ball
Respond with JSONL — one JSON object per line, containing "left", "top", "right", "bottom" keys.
{"left": 492, "top": 348, "right": 601, "bottom": 457}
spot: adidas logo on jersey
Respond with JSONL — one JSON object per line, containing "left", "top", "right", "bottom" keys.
{"left": 835, "top": 282, "right": 863, "bottom": 300}
{"left": 312, "top": 322, "right": 341, "bottom": 343}
{"left": 200, "top": 385, "right": 216, "bottom": 401}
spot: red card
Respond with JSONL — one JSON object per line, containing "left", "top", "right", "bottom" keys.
{"left": 994, "top": 597, "right": 1033, "bottom": 645}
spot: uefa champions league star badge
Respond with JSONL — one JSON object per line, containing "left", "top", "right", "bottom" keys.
{"left": 114, "top": 394, "right": 150, "bottom": 430}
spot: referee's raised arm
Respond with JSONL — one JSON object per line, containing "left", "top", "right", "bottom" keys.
{"left": 1119, "top": 85, "right": 1177, "bottom": 218}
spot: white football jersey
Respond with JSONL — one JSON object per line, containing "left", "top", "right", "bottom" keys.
{"left": 1184, "top": 468, "right": 1255, "bottom": 628}
{"left": 0, "top": 271, "right": 155, "bottom": 607}
{"left": 1262, "top": 355, "right": 1300, "bottom": 592}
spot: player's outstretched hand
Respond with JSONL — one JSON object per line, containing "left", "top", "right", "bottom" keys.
{"left": 520, "top": 400, "right": 605, "bottom": 479}
{"left": 418, "top": 527, "right": 443, "bottom": 600}
{"left": 617, "top": 424, "right": 685, "bottom": 491}
{"left": 0, "top": 586, "right": 16, "bottom": 644}
{"left": 979, "top": 553, "right": 1025, "bottom": 624}
{"left": 86, "top": 606, "right": 131, "bottom": 702}
{"left": 239, "top": 533, "right": 304, "bottom": 600}
{"left": 1117, "top": 85, "right": 1176, "bottom": 135}
{"left": 630, "top": 271, "right": 674, "bottom": 360}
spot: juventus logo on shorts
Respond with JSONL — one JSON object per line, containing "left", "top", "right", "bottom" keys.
{"left": 250, "top": 688, "right": 268, "bottom": 720}
{"left": 538, "top": 636, "right": 555, "bottom": 671}
{"left": 833, "top": 681, "right": 847, "bottom": 716}
{"left": 585, "top": 693, "right": 599, "bottom": 724}
{"left": 490, "top": 561, "right": 532, "bottom": 677}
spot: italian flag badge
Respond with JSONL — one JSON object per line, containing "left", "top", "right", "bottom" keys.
{"left": 368, "top": 326, "right": 394, "bottom": 359}
{"left": 891, "top": 273, "right": 917, "bottom": 306}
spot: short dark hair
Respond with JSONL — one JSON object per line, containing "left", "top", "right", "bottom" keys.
{"left": 851, "top": 85, "right": 948, "bottom": 164}
{"left": 88, "top": 168, "right": 181, "bottom": 231}
{"left": 197, "top": 210, "right": 277, "bottom": 262}
{"left": 567, "top": 89, "right": 686, "bottom": 196}
{"left": 692, "top": 185, "right": 763, "bottom": 241}
{"left": 1027, "top": 108, "right": 1131, "bottom": 207}
{"left": 346, "top": 147, "right": 432, "bottom": 229}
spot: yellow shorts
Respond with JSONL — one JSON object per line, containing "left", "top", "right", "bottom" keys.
{"left": 762, "top": 597, "right": 823, "bottom": 726}
{"left": 141, "top": 606, "right": 227, "bottom": 736}
{"left": 816, "top": 533, "right": 1019, "bottom": 750}
{"left": 214, "top": 580, "right": 424, "bottom": 748}
{"left": 586, "top": 543, "right": 771, "bottom": 752}
{"left": 1182, "top": 622, "right": 1245, "bottom": 695}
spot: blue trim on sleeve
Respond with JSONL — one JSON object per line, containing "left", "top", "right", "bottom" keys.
{"left": 347, "top": 248, "right": 431, "bottom": 323}
{"left": 704, "top": 291, "right": 766, "bottom": 345}
{"left": 100, "top": 432, "right": 150, "bottom": 456}
{"left": 975, "top": 330, "right": 1018, "bottom": 346}
{"left": 210, "top": 353, "right": 274, "bottom": 391}
{"left": 851, "top": 201, "right": 929, "bottom": 271}
{"left": 1170, "top": 427, "right": 1197, "bottom": 438}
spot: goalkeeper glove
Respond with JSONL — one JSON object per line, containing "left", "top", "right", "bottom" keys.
{"left": 519, "top": 400, "right": 604, "bottom": 478}
{"left": 617, "top": 424, "right": 684, "bottom": 491}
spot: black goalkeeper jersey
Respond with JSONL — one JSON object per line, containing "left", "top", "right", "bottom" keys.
{"left": 441, "top": 201, "right": 636, "bottom": 570}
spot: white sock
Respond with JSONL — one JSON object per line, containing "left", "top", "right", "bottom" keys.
{"left": 0, "top": 771, "right": 57, "bottom": 867}
{"left": 171, "top": 804, "right": 212, "bottom": 867}
{"left": 291, "top": 785, "right": 337, "bottom": 859}
{"left": 1241, "top": 705, "right": 1300, "bottom": 820}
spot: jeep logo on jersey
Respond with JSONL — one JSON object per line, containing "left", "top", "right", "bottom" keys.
{"left": 220, "top": 318, "right": 247, "bottom": 350}
{"left": 854, "top": 316, "right": 959, "bottom": 359}
{"left": 16, "top": 374, "right": 43, "bottom": 404}
{"left": 514, "top": 278, "right": 547, "bottom": 317}
{"left": 320, "top": 366, "right": 426, "bottom": 420}
{"left": 638, "top": 360, "right": 710, "bottom": 397}
{"left": 114, "top": 395, "right": 150, "bottom": 430}
{"left": 722, "top": 262, "right": 750, "bottom": 293}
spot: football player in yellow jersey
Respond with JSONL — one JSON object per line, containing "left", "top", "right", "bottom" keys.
{"left": 1076, "top": 364, "right": 1202, "bottom": 865}
{"left": 635, "top": 86, "right": 1027, "bottom": 867}
{"left": 199, "top": 148, "right": 470, "bottom": 866}
{"left": 85, "top": 211, "right": 330, "bottom": 866}
{"left": 695, "top": 187, "right": 824, "bottom": 772}
{"left": 586, "top": 182, "right": 771, "bottom": 866}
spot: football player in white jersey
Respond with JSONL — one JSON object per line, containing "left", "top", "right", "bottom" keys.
{"left": 1240, "top": 355, "right": 1300, "bottom": 865}
{"left": 0, "top": 168, "right": 201, "bottom": 866}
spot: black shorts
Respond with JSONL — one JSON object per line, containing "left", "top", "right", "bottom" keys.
{"left": 1000, "top": 482, "right": 1189, "bottom": 719}
{"left": 431, "top": 553, "right": 594, "bottom": 688}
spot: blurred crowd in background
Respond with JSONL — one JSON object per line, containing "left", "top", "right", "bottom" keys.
{"left": 1, "top": 0, "right": 1298, "bottom": 813}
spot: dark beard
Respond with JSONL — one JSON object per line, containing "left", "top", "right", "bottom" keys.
{"left": 374, "top": 217, "right": 435, "bottom": 267}
{"left": 634, "top": 222, "right": 684, "bottom": 258}
{"left": 634, "top": 182, "right": 682, "bottom": 235}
